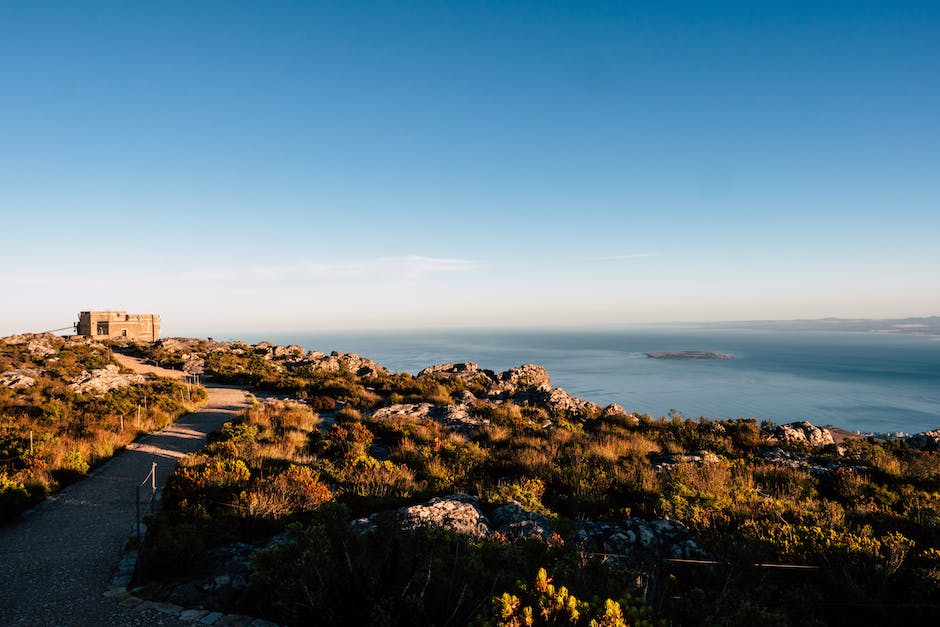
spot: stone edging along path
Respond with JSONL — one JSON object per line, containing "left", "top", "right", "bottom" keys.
{"left": 103, "top": 539, "right": 278, "bottom": 626}
{"left": 0, "top": 355, "right": 264, "bottom": 626}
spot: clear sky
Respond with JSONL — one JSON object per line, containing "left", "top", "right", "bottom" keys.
{"left": 2, "top": 1, "right": 938, "bottom": 336}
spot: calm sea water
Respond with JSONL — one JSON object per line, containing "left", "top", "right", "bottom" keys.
{"left": 223, "top": 328, "right": 940, "bottom": 435}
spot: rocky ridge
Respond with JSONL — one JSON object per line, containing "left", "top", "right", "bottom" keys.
{"left": 351, "top": 493, "right": 704, "bottom": 564}
{"left": 0, "top": 332, "right": 65, "bottom": 357}
{"left": 153, "top": 337, "right": 390, "bottom": 378}
{"left": 417, "top": 361, "right": 610, "bottom": 421}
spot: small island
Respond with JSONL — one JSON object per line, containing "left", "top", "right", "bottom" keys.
{"left": 647, "top": 350, "right": 734, "bottom": 360}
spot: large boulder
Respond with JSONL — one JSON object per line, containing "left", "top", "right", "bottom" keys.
{"left": 371, "top": 403, "right": 437, "bottom": 422}
{"left": 353, "top": 494, "right": 490, "bottom": 538}
{"left": 773, "top": 421, "right": 835, "bottom": 447}
{"left": 494, "top": 364, "right": 552, "bottom": 394}
{"left": 600, "top": 403, "right": 637, "bottom": 423}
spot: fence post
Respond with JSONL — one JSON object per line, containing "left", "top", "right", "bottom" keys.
{"left": 136, "top": 484, "right": 141, "bottom": 540}
{"left": 136, "top": 462, "right": 158, "bottom": 586}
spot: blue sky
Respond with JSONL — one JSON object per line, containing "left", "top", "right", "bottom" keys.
{"left": 1, "top": 1, "right": 938, "bottom": 335}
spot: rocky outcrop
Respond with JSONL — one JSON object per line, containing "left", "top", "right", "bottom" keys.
{"left": 352, "top": 494, "right": 704, "bottom": 565}
{"left": 418, "top": 363, "right": 554, "bottom": 396}
{"left": 370, "top": 401, "right": 488, "bottom": 434}
{"left": 371, "top": 402, "right": 439, "bottom": 422}
{"left": 907, "top": 429, "right": 940, "bottom": 451}
{"left": 652, "top": 450, "right": 721, "bottom": 472}
{"left": 575, "top": 518, "right": 704, "bottom": 565}
{"left": 181, "top": 356, "right": 206, "bottom": 375}
{"left": 1, "top": 333, "right": 65, "bottom": 357}
{"left": 493, "top": 364, "right": 552, "bottom": 395}
{"left": 253, "top": 342, "right": 305, "bottom": 360}
{"left": 295, "top": 350, "right": 389, "bottom": 377}
{"left": 420, "top": 362, "right": 604, "bottom": 421}
{"left": 0, "top": 369, "right": 40, "bottom": 390}
{"left": 524, "top": 387, "right": 602, "bottom": 419}
{"left": 600, "top": 403, "right": 636, "bottom": 423}
{"left": 153, "top": 339, "right": 388, "bottom": 378}
{"left": 489, "top": 502, "right": 553, "bottom": 541}
{"left": 417, "top": 362, "right": 497, "bottom": 388}
{"left": 760, "top": 447, "right": 834, "bottom": 475}
{"left": 274, "top": 344, "right": 305, "bottom": 359}
{"left": 154, "top": 337, "right": 191, "bottom": 353}
{"left": 69, "top": 365, "right": 145, "bottom": 395}
{"left": 772, "top": 421, "right": 835, "bottom": 447}
{"left": 353, "top": 494, "right": 490, "bottom": 538}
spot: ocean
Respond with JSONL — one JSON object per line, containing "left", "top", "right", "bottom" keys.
{"left": 221, "top": 328, "right": 940, "bottom": 435}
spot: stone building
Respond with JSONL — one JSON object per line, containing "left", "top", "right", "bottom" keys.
{"left": 76, "top": 311, "right": 160, "bottom": 342}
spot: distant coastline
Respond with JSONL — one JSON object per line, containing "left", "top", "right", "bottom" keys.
{"left": 697, "top": 315, "right": 940, "bottom": 336}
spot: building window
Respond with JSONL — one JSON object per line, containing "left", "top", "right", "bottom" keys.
{"left": 96, "top": 323, "right": 108, "bottom": 335}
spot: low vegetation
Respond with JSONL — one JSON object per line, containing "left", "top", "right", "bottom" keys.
{"left": 126, "top": 338, "right": 940, "bottom": 626}
{"left": 8, "top": 334, "right": 939, "bottom": 625}
{"left": 0, "top": 335, "right": 206, "bottom": 519}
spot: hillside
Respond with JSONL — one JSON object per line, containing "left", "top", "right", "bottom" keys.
{"left": 115, "top": 336, "right": 940, "bottom": 626}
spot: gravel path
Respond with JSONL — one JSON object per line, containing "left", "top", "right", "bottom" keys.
{"left": 0, "top": 356, "right": 251, "bottom": 626}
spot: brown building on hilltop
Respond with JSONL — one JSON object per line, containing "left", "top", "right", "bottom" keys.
{"left": 76, "top": 311, "right": 160, "bottom": 342}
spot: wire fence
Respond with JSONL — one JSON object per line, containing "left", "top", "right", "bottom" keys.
{"left": 134, "top": 461, "right": 158, "bottom": 585}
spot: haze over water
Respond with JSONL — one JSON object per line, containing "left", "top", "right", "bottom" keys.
{"left": 227, "top": 328, "right": 940, "bottom": 435}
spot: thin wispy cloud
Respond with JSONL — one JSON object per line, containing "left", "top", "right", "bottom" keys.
{"left": 593, "top": 253, "right": 663, "bottom": 261}
{"left": 0, "top": 257, "right": 481, "bottom": 290}
{"left": 177, "top": 255, "right": 481, "bottom": 284}
{"left": 0, "top": 274, "right": 114, "bottom": 288}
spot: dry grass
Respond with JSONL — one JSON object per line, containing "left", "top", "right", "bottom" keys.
{"left": 585, "top": 436, "right": 633, "bottom": 462}
{"left": 622, "top": 433, "right": 661, "bottom": 457}
{"left": 346, "top": 460, "right": 418, "bottom": 498}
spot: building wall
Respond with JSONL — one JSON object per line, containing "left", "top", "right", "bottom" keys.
{"left": 77, "top": 311, "right": 160, "bottom": 342}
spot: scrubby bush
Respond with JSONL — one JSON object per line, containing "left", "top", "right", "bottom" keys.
{"left": 489, "top": 567, "right": 662, "bottom": 627}
{"left": 0, "top": 473, "right": 29, "bottom": 520}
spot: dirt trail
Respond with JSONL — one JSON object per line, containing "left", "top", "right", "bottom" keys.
{"left": 0, "top": 356, "right": 251, "bottom": 626}
{"left": 112, "top": 354, "right": 189, "bottom": 380}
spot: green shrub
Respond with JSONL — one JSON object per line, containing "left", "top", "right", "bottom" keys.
{"left": 0, "top": 473, "right": 30, "bottom": 520}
